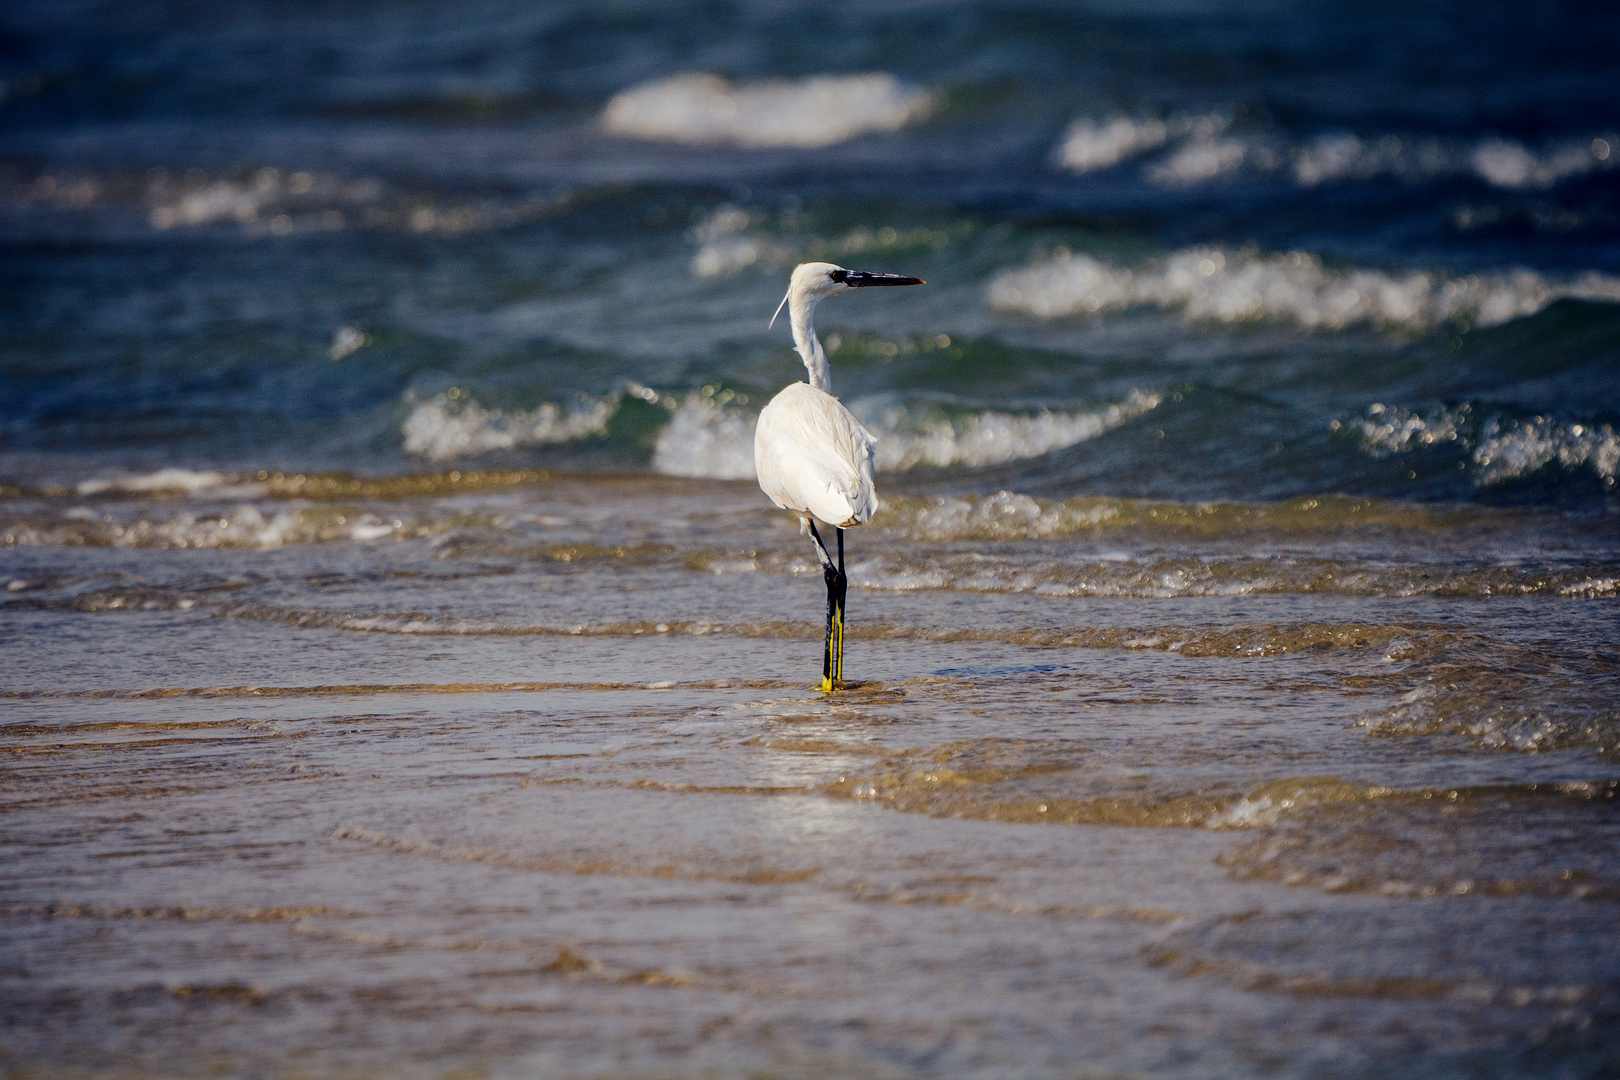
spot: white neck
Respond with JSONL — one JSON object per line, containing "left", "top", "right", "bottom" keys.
{"left": 789, "top": 291, "right": 831, "bottom": 392}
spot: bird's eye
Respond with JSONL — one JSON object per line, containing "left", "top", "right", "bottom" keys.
{"left": 828, "top": 269, "right": 848, "bottom": 283}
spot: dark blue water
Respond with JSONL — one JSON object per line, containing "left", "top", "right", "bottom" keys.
{"left": 3, "top": 0, "right": 1618, "bottom": 504}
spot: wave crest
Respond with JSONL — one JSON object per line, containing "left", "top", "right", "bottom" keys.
{"left": 402, "top": 390, "right": 617, "bottom": 461}
{"left": 642, "top": 391, "right": 1159, "bottom": 480}
{"left": 1342, "top": 402, "right": 1620, "bottom": 490}
{"left": 1360, "top": 675, "right": 1620, "bottom": 758}
{"left": 863, "top": 392, "right": 1160, "bottom": 471}
{"left": 0, "top": 505, "right": 415, "bottom": 550}
{"left": 1056, "top": 114, "right": 1229, "bottom": 172}
{"left": 139, "top": 167, "right": 549, "bottom": 237}
{"left": 75, "top": 468, "right": 235, "bottom": 496}
{"left": 603, "top": 73, "right": 934, "bottom": 149}
{"left": 689, "top": 205, "right": 774, "bottom": 279}
{"left": 652, "top": 393, "right": 758, "bottom": 479}
{"left": 989, "top": 247, "right": 1620, "bottom": 330}
{"left": 1473, "top": 414, "right": 1620, "bottom": 488}
{"left": 1053, "top": 116, "right": 1618, "bottom": 192}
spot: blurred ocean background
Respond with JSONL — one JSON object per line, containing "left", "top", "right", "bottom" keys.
{"left": 4, "top": 0, "right": 1620, "bottom": 498}
{"left": 3, "top": 2, "right": 1619, "bottom": 1078}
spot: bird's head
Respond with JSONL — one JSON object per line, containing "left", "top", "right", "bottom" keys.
{"left": 770, "top": 261, "right": 925, "bottom": 328}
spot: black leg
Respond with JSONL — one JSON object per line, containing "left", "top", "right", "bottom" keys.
{"left": 833, "top": 528, "right": 847, "bottom": 685}
{"left": 809, "top": 522, "right": 847, "bottom": 692}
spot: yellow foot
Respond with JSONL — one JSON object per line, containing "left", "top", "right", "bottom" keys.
{"left": 819, "top": 677, "right": 845, "bottom": 694}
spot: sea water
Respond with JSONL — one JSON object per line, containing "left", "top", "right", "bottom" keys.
{"left": 2, "top": 1, "right": 1618, "bottom": 1077}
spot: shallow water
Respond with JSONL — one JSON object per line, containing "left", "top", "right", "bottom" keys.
{"left": 3, "top": 1, "right": 1619, "bottom": 1077}
{"left": 5, "top": 477, "right": 1618, "bottom": 1078}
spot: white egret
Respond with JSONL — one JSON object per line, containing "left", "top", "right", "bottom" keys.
{"left": 755, "top": 261, "right": 925, "bottom": 691}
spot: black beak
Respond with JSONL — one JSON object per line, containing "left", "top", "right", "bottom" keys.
{"left": 834, "top": 270, "right": 926, "bottom": 287}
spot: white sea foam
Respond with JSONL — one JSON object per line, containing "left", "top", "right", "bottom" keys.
{"left": 329, "top": 326, "right": 368, "bottom": 360}
{"left": 1054, "top": 114, "right": 1289, "bottom": 189}
{"left": 1053, "top": 116, "right": 1617, "bottom": 191}
{"left": 1471, "top": 415, "right": 1620, "bottom": 487}
{"left": 402, "top": 391, "right": 616, "bottom": 461}
{"left": 1294, "top": 133, "right": 1415, "bottom": 186}
{"left": 1559, "top": 577, "right": 1620, "bottom": 598}
{"left": 1296, "top": 133, "right": 1614, "bottom": 190}
{"left": 399, "top": 385, "right": 765, "bottom": 473}
{"left": 690, "top": 206, "right": 772, "bottom": 279}
{"left": 75, "top": 468, "right": 232, "bottom": 496}
{"left": 149, "top": 170, "right": 284, "bottom": 229}
{"left": 895, "top": 491, "right": 1122, "bottom": 541}
{"left": 1469, "top": 137, "right": 1613, "bottom": 190}
{"left": 645, "top": 390, "right": 1158, "bottom": 480}
{"left": 1056, "top": 118, "right": 1167, "bottom": 172}
{"left": 1056, "top": 113, "right": 1229, "bottom": 174}
{"left": 1146, "top": 135, "right": 1274, "bottom": 186}
{"left": 688, "top": 208, "right": 953, "bottom": 280}
{"left": 692, "top": 237, "right": 765, "bottom": 279}
{"left": 989, "top": 247, "right": 1620, "bottom": 330}
{"left": 149, "top": 168, "right": 367, "bottom": 234}
{"left": 651, "top": 393, "right": 758, "bottom": 479}
{"left": 143, "top": 167, "right": 543, "bottom": 237}
{"left": 1204, "top": 795, "right": 1287, "bottom": 830}
{"left": 1342, "top": 402, "right": 1620, "bottom": 489}
{"left": 1344, "top": 403, "right": 1469, "bottom": 457}
{"left": 0, "top": 505, "right": 409, "bottom": 550}
{"left": 602, "top": 72, "right": 934, "bottom": 149}
{"left": 860, "top": 391, "right": 1161, "bottom": 471}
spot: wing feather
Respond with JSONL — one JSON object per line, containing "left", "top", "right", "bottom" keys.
{"left": 754, "top": 383, "right": 878, "bottom": 527}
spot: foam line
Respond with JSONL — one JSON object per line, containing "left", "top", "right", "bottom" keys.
{"left": 603, "top": 73, "right": 934, "bottom": 149}
{"left": 990, "top": 247, "right": 1620, "bottom": 330}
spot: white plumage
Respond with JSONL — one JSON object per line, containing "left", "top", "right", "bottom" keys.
{"left": 752, "top": 261, "right": 924, "bottom": 689}
{"left": 753, "top": 261, "right": 920, "bottom": 530}
{"left": 754, "top": 381, "right": 878, "bottom": 527}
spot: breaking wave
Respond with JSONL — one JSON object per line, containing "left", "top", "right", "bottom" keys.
{"left": 860, "top": 392, "right": 1160, "bottom": 471}
{"left": 402, "top": 389, "right": 617, "bottom": 461}
{"left": 401, "top": 379, "right": 1164, "bottom": 479}
{"left": 4, "top": 469, "right": 561, "bottom": 504}
{"left": 689, "top": 206, "right": 769, "bottom": 279}
{"left": 652, "top": 392, "right": 759, "bottom": 479}
{"left": 1341, "top": 403, "right": 1620, "bottom": 491}
{"left": 686, "top": 204, "right": 959, "bottom": 281}
{"left": 1299, "top": 132, "right": 1616, "bottom": 190}
{"left": 602, "top": 72, "right": 934, "bottom": 149}
{"left": 0, "top": 504, "right": 419, "bottom": 550}
{"left": 398, "top": 385, "right": 764, "bottom": 472}
{"left": 397, "top": 383, "right": 757, "bottom": 477}
{"left": 1053, "top": 115, "right": 1617, "bottom": 191}
{"left": 1055, "top": 113, "right": 1229, "bottom": 173}
{"left": 644, "top": 391, "right": 1161, "bottom": 480}
{"left": 1472, "top": 415, "right": 1620, "bottom": 489}
{"left": 6, "top": 165, "right": 568, "bottom": 240}
{"left": 988, "top": 247, "right": 1620, "bottom": 330}
{"left": 145, "top": 168, "right": 552, "bottom": 237}
{"left": 74, "top": 468, "right": 236, "bottom": 497}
